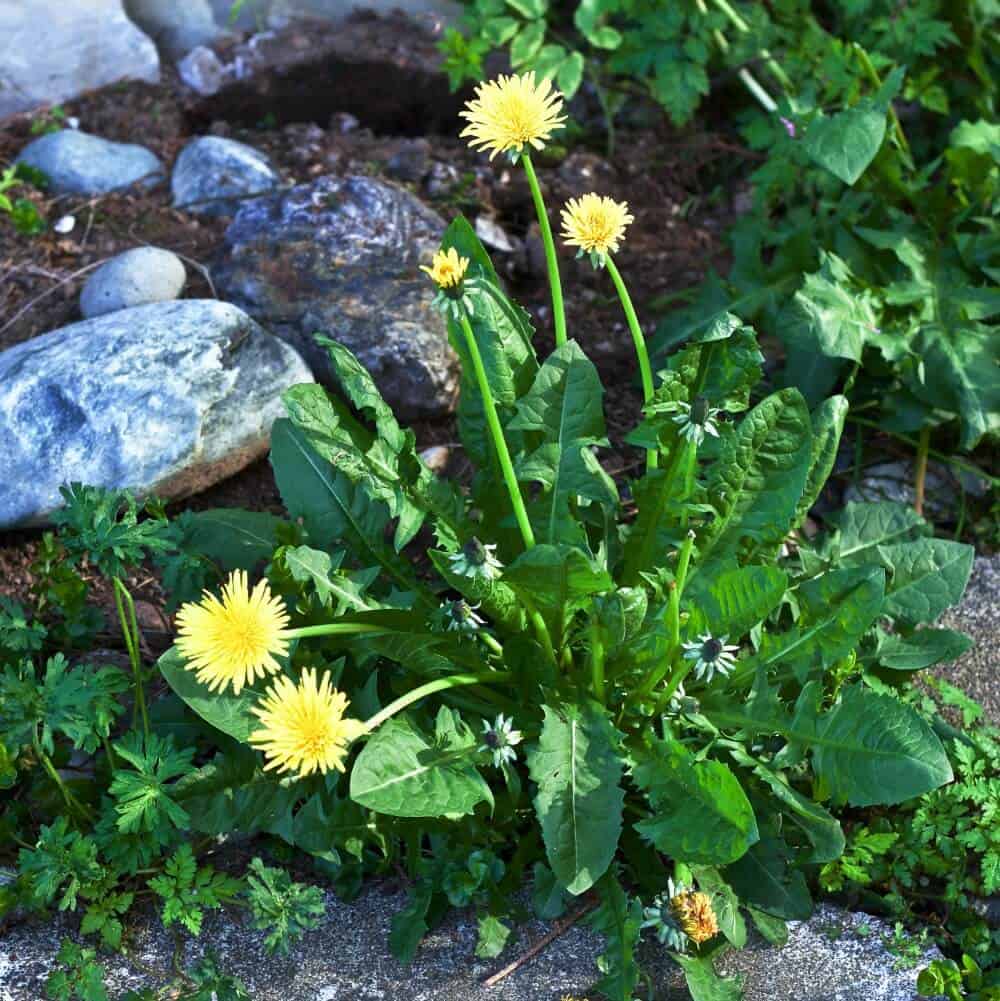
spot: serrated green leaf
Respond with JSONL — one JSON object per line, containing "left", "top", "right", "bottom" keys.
{"left": 350, "top": 708, "right": 493, "bottom": 818}
{"left": 876, "top": 628, "right": 973, "bottom": 670}
{"left": 633, "top": 738, "right": 758, "bottom": 866}
{"left": 673, "top": 953, "right": 744, "bottom": 1001}
{"left": 528, "top": 703, "right": 623, "bottom": 895}
{"left": 878, "top": 538, "right": 974, "bottom": 624}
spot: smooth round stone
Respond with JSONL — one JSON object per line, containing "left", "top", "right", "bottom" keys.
{"left": 171, "top": 136, "right": 279, "bottom": 216}
{"left": 80, "top": 247, "right": 187, "bottom": 319}
{"left": 0, "top": 300, "right": 313, "bottom": 529}
{"left": 16, "top": 130, "right": 164, "bottom": 196}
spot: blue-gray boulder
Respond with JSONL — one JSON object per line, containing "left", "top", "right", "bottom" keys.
{"left": 0, "top": 300, "right": 313, "bottom": 529}
{"left": 171, "top": 136, "right": 279, "bottom": 216}
{"left": 16, "top": 130, "right": 164, "bottom": 196}
{"left": 0, "top": 0, "right": 159, "bottom": 121}
{"left": 80, "top": 248, "right": 187, "bottom": 319}
{"left": 212, "top": 174, "right": 459, "bottom": 419}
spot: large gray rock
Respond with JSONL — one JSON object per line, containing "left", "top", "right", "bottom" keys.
{"left": 0, "top": 891, "right": 940, "bottom": 1001}
{"left": 213, "top": 174, "right": 459, "bottom": 420}
{"left": 125, "top": 0, "right": 220, "bottom": 60}
{"left": 0, "top": 300, "right": 312, "bottom": 529}
{"left": 0, "top": 0, "right": 160, "bottom": 121}
{"left": 80, "top": 247, "right": 187, "bottom": 318}
{"left": 16, "top": 130, "right": 164, "bottom": 196}
{"left": 171, "top": 135, "right": 279, "bottom": 216}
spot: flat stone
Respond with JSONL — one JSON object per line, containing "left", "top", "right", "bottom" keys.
{"left": 0, "top": 0, "right": 159, "bottom": 121}
{"left": 0, "top": 889, "right": 940, "bottom": 1001}
{"left": 0, "top": 300, "right": 312, "bottom": 529}
{"left": 80, "top": 247, "right": 187, "bottom": 319}
{"left": 207, "top": 0, "right": 460, "bottom": 31}
{"left": 16, "top": 131, "right": 164, "bottom": 196}
{"left": 124, "top": 0, "right": 220, "bottom": 60}
{"left": 213, "top": 173, "right": 459, "bottom": 420}
{"left": 171, "top": 135, "right": 279, "bottom": 216}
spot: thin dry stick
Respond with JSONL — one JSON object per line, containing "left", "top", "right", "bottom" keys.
{"left": 0, "top": 258, "right": 109, "bottom": 336}
{"left": 482, "top": 897, "right": 597, "bottom": 989}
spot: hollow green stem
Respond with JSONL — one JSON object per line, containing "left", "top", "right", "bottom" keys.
{"left": 286, "top": 622, "right": 395, "bottom": 640}
{"left": 113, "top": 577, "right": 148, "bottom": 740}
{"left": 480, "top": 632, "right": 504, "bottom": 658}
{"left": 606, "top": 256, "right": 657, "bottom": 471}
{"left": 590, "top": 616, "right": 606, "bottom": 703}
{"left": 364, "top": 672, "right": 512, "bottom": 733}
{"left": 521, "top": 151, "right": 566, "bottom": 347}
{"left": 34, "top": 736, "right": 91, "bottom": 820}
{"left": 458, "top": 309, "right": 536, "bottom": 550}
{"left": 853, "top": 43, "right": 911, "bottom": 160}
{"left": 704, "top": 0, "right": 792, "bottom": 91}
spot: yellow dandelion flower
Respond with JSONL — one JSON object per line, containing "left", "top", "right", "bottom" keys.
{"left": 249, "top": 668, "right": 368, "bottom": 778}
{"left": 420, "top": 247, "right": 469, "bottom": 289}
{"left": 175, "top": 569, "right": 290, "bottom": 695}
{"left": 459, "top": 71, "right": 566, "bottom": 160}
{"left": 560, "top": 193, "right": 634, "bottom": 256}
{"left": 671, "top": 890, "right": 719, "bottom": 945}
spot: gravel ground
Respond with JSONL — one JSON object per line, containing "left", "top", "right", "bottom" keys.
{"left": 0, "top": 890, "right": 939, "bottom": 1001}
{"left": 935, "top": 553, "right": 1000, "bottom": 722}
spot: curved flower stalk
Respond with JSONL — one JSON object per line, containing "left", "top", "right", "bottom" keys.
{"left": 560, "top": 193, "right": 657, "bottom": 471}
{"left": 460, "top": 72, "right": 568, "bottom": 347}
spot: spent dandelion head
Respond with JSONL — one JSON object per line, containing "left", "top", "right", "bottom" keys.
{"left": 670, "top": 889, "right": 720, "bottom": 945}
{"left": 175, "top": 569, "right": 290, "bottom": 695}
{"left": 459, "top": 71, "right": 566, "bottom": 161}
{"left": 560, "top": 193, "right": 634, "bottom": 263}
{"left": 249, "top": 668, "right": 367, "bottom": 779}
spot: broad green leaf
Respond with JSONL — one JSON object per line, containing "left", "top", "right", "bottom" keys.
{"left": 509, "top": 340, "right": 618, "bottom": 544}
{"left": 782, "top": 253, "right": 879, "bottom": 363}
{"left": 803, "top": 98, "right": 890, "bottom": 185}
{"left": 504, "top": 544, "right": 613, "bottom": 648}
{"left": 876, "top": 628, "right": 973, "bottom": 670}
{"left": 700, "top": 388, "right": 813, "bottom": 564}
{"left": 724, "top": 837, "right": 812, "bottom": 920}
{"left": 574, "top": 0, "right": 623, "bottom": 49}
{"left": 350, "top": 708, "right": 493, "bottom": 818}
{"left": 528, "top": 703, "right": 624, "bottom": 895}
{"left": 170, "top": 509, "right": 285, "bottom": 572}
{"left": 690, "top": 866, "right": 746, "bottom": 948}
{"left": 752, "top": 766, "right": 844, "bottom": 863}
{"left": 475, "top": 914, "right": 512, "bottom": 958}
{"left": 673, "top": 953, "right": 744, "bottom": 1001}
{"left": 806, "top": 684, "right": 953, "bottom": 806}
{"left": 589, "top": 872, "right": 642, "bottom": 1001}
{"left": 876, "top": 538, "right": 974, "bottom": 624}
{"left": 633, "top": 738, "right": 758, "bottom": 866}
{"left": 706, "top": 681, "right": 952, "bottom": 807}
{"left": 747, "top": 905, "right": 788, "bottom": 945}
{"left": 280, "top": 545, "right": 372, "bottom": 612}
{"left": 825, "top": 500, "right": 929, "bottom": 562}
{"left": 389, "top": 887, "right": 431, "bottom": 963}
{"left": 556, "top": 51, "right": 585, "bottom": 97}
{"left": 684, "top": 565, "right": 788, "bottom": 639}
{"left": 793, "top": 395, "right": 848, "bottom": 529}
{"left": 510, "top": 19, "right": 545, "bottom": 66}
{"left": 157, "top": 648, "right": 259, "bottom": 743}
{"left": 752, "top": 567, "right": 885, "bottom": 682}
{"left": 532, "top": 862, "right": 567, "bottom": 920}
{"left": 270, "top": 419, "right": 424, "bottom": 598}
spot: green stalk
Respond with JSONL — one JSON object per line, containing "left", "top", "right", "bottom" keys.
{"left": 458, "top": 309, "right": 535, "bottom": 550}
{"left": 113, "top": 578, "right": 148, "bottom": 740}
{"left": 286, "top": 622, "right": 396, "bottom": 640}
{"left": 590, "top": 616, "right": 606, "bottom": 703}
{"left": 704, "top": 0, "right": 793, "bottom": 91}
{"left": 364, "top": 672, "right": 512, "bottom": 733}
{"left": 34, "top": 736, "right": 91, "bottom": 820}
{"left": 853, "top": 43, "right": 912, "bottom": 160}
{"left": 521, "top": 152, "right": 567, "bottom": 347}
{"left": 606, "top": 256, "right": 657, "bottom": 471}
